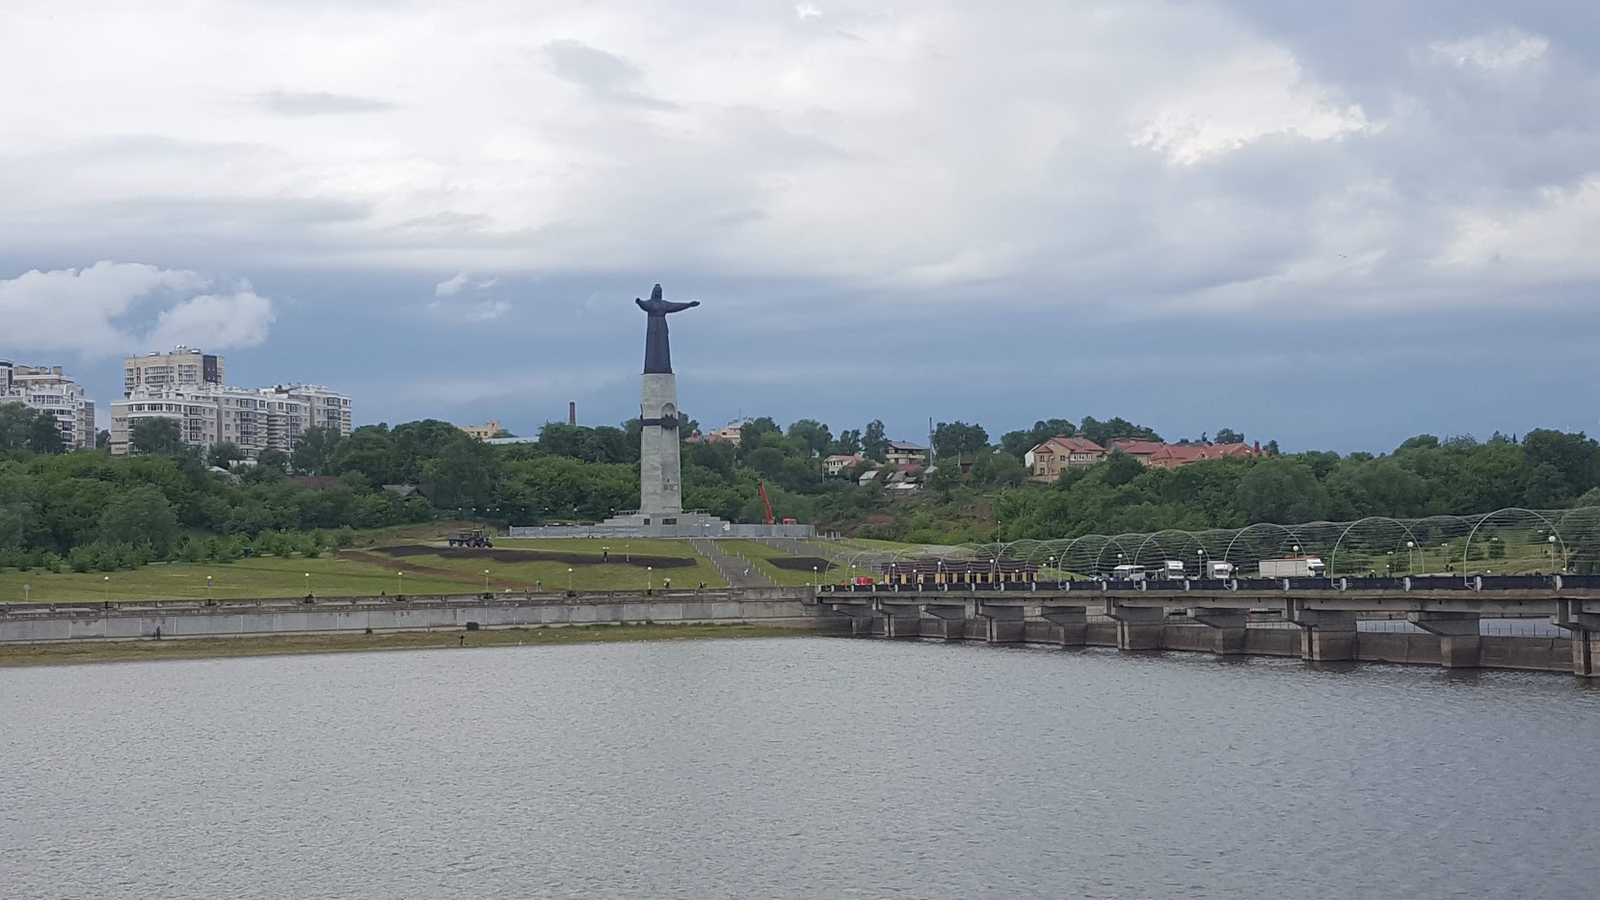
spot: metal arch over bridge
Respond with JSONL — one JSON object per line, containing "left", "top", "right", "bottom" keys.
{"left": 836, "top": 506, "right": 1600, "bottom": 585}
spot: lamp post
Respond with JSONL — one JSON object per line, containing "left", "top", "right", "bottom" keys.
{"left": 206, "top": 575, "right": 212, "bottom": 600}
{"left": 647, "top": 566, "right": 653, "bottom": 591}
{"left": 103, "top": 575, "right": 109, "bottom": 604}
{"left": 626, "top": 542, "right": 631, "bottom": 563}
{"left": 484, "top": 569, "right": 491, "bottom": 592}
{"left": 1045, "top": 556, "right": 1053, "bottom": 584}
{"left": 567, "top": 567, "right": 574, "bottom": 592}
{"left": 397, "top": 571, "right": 404, "bottom": 595}
{"left": 304, "top": 572, "right": 310, "bottom": 597}
{"left": 1197, "top": 548, "right": 1206, "bottom": 579}
{"left": 1549, "top": 534, "right": 1559, "bottom": 572}
{"left": 811, "top": 565, "right": 819, "bottom": 586}
{"left": 1116, "top": 552, "right": 1123, "bottom": 580}
{"left": 1406, "top": 540, "right": 1416, "bottom": 575}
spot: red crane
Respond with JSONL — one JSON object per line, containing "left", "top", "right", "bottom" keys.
{"left": 757, "top": 481, "right": 775, "bottom": 525}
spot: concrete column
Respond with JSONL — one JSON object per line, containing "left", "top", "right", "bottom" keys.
{"left": 976, "top": 603, "right": 1025, "bottom": 644}
{"left": 883, "top": 611, "right": 923, "bottom": 639}
{"left": 1554, "top": 600, "right": 1600, "bottom": 677}
{"left": 1409, "top": 612, "right": 1482, "bottom": 669}
{"left": 1107, "top": 603, "right": 1164, "bottom": 651}
{"left": 1039, "top": 605, "right": 1088, "bottom": 648}
{"left": 1191, "top": 610, "right": 1248, "bottom": 655}
{"left": 1286, "top": 606, "right": 1357, "bottom": 662}
{"left": 923, "top": 603, "right": 968, "bottom": 641}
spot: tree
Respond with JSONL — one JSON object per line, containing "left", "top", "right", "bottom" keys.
{"left": 933, "top": 421, "right": 989, "bottom": 456}
{"left": 257, "top": 448, "right": 291, "bottom": 473}
{"left": 786, "top": 419, "right": 832, "bottom": 457}
{"left": 1214, "top": 428, "right": 1244, "bottom": 444}
{"left": 27, "top": 412, "right": 65, "bottom": 454}
{"left": 98, "top": 486, "right": 180, "bottom": 557}
{"left": 831, "top": 429, "right": 863, "bottom": 456}
{"left": 999, "top": 418, "right": 1076, "bottom": 461}
{"left": 96, "top": 429, "right": 110, "bottom": 449}
{"left": 746, "top": 447, "right": 786, "bottom": 479}
{"left": 130, "top": 417, "right": 185, "bottom": 455}
{"left": 862, "top": 420, "right": 889, "bottom": 460}
{"left": 1078, "top": 416, "right": 1160, "bottom": 446}
{"left": 208, "top": 442, "right": 245, "bottom": 469}
{"left": 291, "top": 426, "right": 344, "bottom": 475}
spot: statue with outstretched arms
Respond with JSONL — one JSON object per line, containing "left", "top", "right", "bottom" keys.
{"left": 635, "top": 284, "right": 699, "bottom": 374}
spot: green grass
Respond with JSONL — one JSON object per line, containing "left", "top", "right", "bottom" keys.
{"left": 718, "top": 540, "right": 843, "bottom": 587}
{"left": 0, "top": 622, "right": 825, "bottom": 668}
{"left": 492, "top": 537, "right": 710, "bottom": 558}
{"left": 0, "top": 537, "right": 730, "bottom": 604}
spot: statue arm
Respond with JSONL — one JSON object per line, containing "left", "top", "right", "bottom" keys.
{"left": 662, "top": 300, "right": 700, "bottom": 313}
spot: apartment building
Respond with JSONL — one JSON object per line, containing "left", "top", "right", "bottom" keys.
{"left": 108, "top": 348, "right": 350, "bottom": 457}
{"left": 0, "top": 360, "right": 97, "bottom": 449}
{"left": 459, "top": 419, "right": 503, "bottom": 441}
{"left": 123, "top": 346, "right": 224, "bottom": 396}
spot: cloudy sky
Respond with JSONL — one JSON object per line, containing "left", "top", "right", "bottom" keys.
{"left": 2, "top": 0, "right": 1597, "bottom": 453}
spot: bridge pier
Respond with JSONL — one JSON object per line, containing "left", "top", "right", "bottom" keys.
{"left": 1287, "top": 604, "right": 1357, "bottom": 662}
{"left": 976, "top": 603, "right": 1026, "bottom": 644}
{"left": 1191, "top": 610, "right": 1248, "bottom": 655}
{"left": 1107, "top": 603, "right": 1164, "bottom": 651}
{"left": 1554, "top": 600, "right": 1600, "bottom": 677}
{"left": 1039, "top": 604, "right": 1088, "bottom": 648}
{"left": 878, "top": 600, "right": 925, "bottom": 640}
{"left": 923, "top": 603, "right": 968, "bottom": 641}
{"left": 1409, "top": 612, "right": 1481, "bottom": 668}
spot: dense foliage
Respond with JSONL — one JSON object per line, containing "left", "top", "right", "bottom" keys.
{"left": 5, "top": 398, "right": 1600, "bottom": 567}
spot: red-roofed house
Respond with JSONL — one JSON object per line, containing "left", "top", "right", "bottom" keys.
{"left": 1026, "top": 436, "right": 1107, "bottom": 481}
{"left": 1149, "top": 441, "right": 1267, "bottom": 469}
{"left": 1107, "top": 437, "right": 1166, "bottom": 464}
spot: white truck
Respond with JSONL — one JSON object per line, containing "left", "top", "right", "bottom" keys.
{"left": 1207, "top": 561, "right": 1237, "bottom": 579}
{"left": 1258, "top": 557, "right": 1326, "bottom": 578}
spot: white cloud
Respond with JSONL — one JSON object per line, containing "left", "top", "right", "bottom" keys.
{"left": 428, "top": 271, "right": 507, "bottom": 321}
{"left": 1129, "top": 46, "right": 1371, "bottom": 165}
{"left": 1429, "top": 28, "right": 1549, "bottom": 72}
{"left": 794, "top": 3, "right": 823, "bottom": 20}
{"left": 0, "top": 261, "right": 272, "bottom": 355}
{"left": 435, "top": 272, "right": 472, "bottom": 296}
{"left": 144, "top": 286, "right": 276, "bottom": 350}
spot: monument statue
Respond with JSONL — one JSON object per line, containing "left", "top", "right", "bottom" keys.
{"left": 635, "top": 284, "right": 699, "bottom": 374}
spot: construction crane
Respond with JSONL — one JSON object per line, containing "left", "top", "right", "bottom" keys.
{"left": 756, "top": 482, "right": 798, "bottom": 526}
{"left": 757, "top": 481, "right": 775, "bottom": 525}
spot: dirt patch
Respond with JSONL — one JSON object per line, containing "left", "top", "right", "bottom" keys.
{"left": 369, "top": 544, "right": 699, "bottom": 569}
{"left": 767, "top": 556, "right": 838, "bottom": 573}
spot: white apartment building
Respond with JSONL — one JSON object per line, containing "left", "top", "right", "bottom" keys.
{"left": 123, "top": 346, "right": 224, "bottom": 396}
{"left": 108, "top": 348, "right": 351, "bottom": 457}
{"left": 0, "top": 360, "right": 97, "bottom": 449}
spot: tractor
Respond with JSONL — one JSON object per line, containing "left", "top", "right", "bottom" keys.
{"left": 447, "top": 529, "right": 494, "bottom": 548}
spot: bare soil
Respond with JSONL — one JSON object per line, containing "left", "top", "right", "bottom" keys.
{"left": 767, "top": 556, "right": 838, "bottom": 573}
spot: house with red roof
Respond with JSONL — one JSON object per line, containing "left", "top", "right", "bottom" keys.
{"left": 1026, "top": 435, "right": 1107, "bottom": 481}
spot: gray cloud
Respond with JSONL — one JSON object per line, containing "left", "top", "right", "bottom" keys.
{"left": 255, "top": 90, "right": 396, "bottom": 116}
{"left": 542, "top": 39, "right": 680, "bottom": 110}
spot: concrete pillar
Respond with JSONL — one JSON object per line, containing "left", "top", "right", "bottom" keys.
{"left": 1409, "top": 612, "right": 1482, "bottom": 669}
{"left": 976, "top": 604, "right": 1025, "bottom": 644}
{"left": 1107, "top": 603, "right": 1164, "bottom": 651}
{"left": 1553, "top": 600, "right": 1600, "bottom": 677}
{"left": 1039, "top": 605, "right": 1088, "bottom": 648}
{"left": 1191, "top": 610, "right": 1248, "bottom": 655}
{"left": 923, "top": 603, "right": 968, "bottom": 641}
{"left": 883, "top": 611, "right": 922, "bottom": 639}
{"left": 1286, "top": 606, "right": 1357, "bottom": 662}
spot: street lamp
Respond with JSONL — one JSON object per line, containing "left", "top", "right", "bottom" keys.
{"left": 1197, "top": 548, "right": 1207, "bottom": 579}
{"left": 304, "top": 572, "right": 310, "bottom": 596}
{"left": 1549, "top": 534, "right": 1559, "bottom": 571}
{"left": 397, "top": 571, "right": 404, "bottom": 595}
{"left": 567, "top": 567, "right": 574, "bottom": 592}
{"left": 484, "top": 569, "right": 491, "bottom": 592}
{"left": 1045, "top": 556, "right": 1053, "bottom": 584}
{"left": 811, "top": 565, "right": 819, "bottom": 586}
{"left": 1406, "top": 540, "right": 1416, "bottom": 575}
{"left": 103, "top": 575, "right": 109, "bottom": 604}
{"left": 1116, "top": 552, "right": 1123, "bottom": 579}
{"left": 646, "top": 566, "right": 653, "bottom": 591}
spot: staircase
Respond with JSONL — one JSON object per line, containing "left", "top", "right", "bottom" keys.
{"left": 692, "top": 539, "right": 776, "bottom": 588}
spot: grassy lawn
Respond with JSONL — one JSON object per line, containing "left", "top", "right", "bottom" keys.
{"left": 0, "top": 537, "right": 729, "bottom": 604}
{"left": 0, "top": 623, "right": 825, "bottom": 668}
{"left": 0, "top": 555, "right": 472, "bottom": 605}
{"left": 492, "top": 537, "right": 710, "bottom": 559}
{"left": 718, "top": 540, "right": 843, "bottom": 587}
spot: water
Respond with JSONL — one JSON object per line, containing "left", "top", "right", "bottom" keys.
{"left": 4, "top": 638, "right": 1599, "bottom": 899}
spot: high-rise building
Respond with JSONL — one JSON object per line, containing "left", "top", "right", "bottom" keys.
{"left": 107, "top": 349, "right": 350, "bottom": 458}
{"left": 123, "top": 346, "right": 224, "bottom": 397}
{"left": 0, "top": 360, "right": 97, "bottom": 449}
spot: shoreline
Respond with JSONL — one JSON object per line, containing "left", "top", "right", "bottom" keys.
{"left": 0, "top": 623, "right": 827, "bottom": 668}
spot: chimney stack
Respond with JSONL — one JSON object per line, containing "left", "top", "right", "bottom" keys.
{"left": 569, "top": 401, "right": 576, "bottom": 426}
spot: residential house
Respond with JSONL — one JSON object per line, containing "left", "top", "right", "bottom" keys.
{"left": 884, "top": 441, "right": 929, "bottom": 467}
{"left": 1149, "top": 441, "right": 1267, "bottom": 469}
{"left": 1026, "top": 436, "right": 1107, "bottom": 481}
{"left": 1107, "top": 437, "right": 1166, "bottom": 465}
{"left": 823, "top": 454, "right": 866, "bottom": 477}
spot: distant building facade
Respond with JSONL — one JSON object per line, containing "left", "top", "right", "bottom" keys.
{"left": 108, "top": 348, "right": 350, "bottom": 458}
{"left": 0, "top": 360, "right": 96, "bottom": 449}
{"left": 460, "top": 419, "right": 503, "bottom": 440}
{"left": 823, "top": 454, "right": 866, "bottom": 476}
{"left": 1027, "top": 434, "right": 1267, "bottom": 481}
{"left": 884, "top": 441, "right": 929, "bottom": 468}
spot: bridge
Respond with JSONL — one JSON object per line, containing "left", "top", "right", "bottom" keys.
{"left": 818, "top": 574, "right": 1600, "bottom": 677}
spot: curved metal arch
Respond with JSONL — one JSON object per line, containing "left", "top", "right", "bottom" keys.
{"left": 1093, "top": 534, "right": 1136, "bottom": 577}
{"left": 1461, "top": 507, "right": 1569, "bottom": 578}
{"left": 1329, "top": 516, "right": 1426, "bottom": 578}
{"left": 1221, "top": 522, "right": 1301, "bottom": 565}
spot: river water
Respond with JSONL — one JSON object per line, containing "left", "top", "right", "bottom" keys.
{"left": 4, "top": 638, "right": 1599, "bottom": 899}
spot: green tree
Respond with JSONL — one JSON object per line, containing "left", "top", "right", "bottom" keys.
{"left": 998, "top": 418, "right": 1078, "bottom": 461}
{"left": 786, "top": 419, "right": 832, "bottom": 457}
{"left": 862, "top": 420, "right": 888, "bottom": 460}
{"left": 130, "top": 417, "right": 185, "bottom": 455}
{"left": 1214, "top": 428, "right": 1244, "bottom": 444}
{"left": 933, "top": 420, "right": 989, "bottom": 456}
{"left": 208, "top": 442, "right": 245, "bottom": 469}
{"left": 291, "top": 426, "right": 344, "bottom": 475}
{"left": 257, "top": 448, "right": 291, "bottom": 473}
{"left": 98, "top": 486, "right": 181, "bottom": 557}
{"left": 27, "top": 413, "right": 66, "bottom": 454}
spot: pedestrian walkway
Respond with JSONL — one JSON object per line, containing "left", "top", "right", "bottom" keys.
{"left": 692, "top": 539, "right": 776, "bottom": 588}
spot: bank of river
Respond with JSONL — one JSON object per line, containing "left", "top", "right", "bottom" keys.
{"left": 0, "top": 622, "right": 818, "bottom": 668}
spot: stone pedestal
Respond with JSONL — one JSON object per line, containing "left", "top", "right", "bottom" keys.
{"left": 639, "top": 372, "right": 682, "bottom": 518}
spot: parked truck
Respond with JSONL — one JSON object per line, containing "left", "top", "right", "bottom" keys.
{"left": 1208, "top": 561, "right": 1237, "bottom": 580}
{"left": 1258, "top": 556, "right": 1325, "bottom": 578}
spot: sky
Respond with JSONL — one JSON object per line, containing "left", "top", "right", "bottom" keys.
{"left": 2, "top": 0, "right": 1598, "bottom": 454}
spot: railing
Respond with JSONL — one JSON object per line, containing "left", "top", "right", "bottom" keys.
{"left": 817, "top": 573, "right": 1600, "bottom": 595}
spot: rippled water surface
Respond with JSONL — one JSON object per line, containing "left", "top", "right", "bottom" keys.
{"left": 5, "top": 638, "right": 1600, "bottom": 899}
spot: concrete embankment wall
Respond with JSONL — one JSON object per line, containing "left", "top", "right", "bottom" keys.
{"left": 883, "top": 618, "right": 1572, "bottom": 673}
{"left": 0, "top": 588, "right": 844, "bottom": 644}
